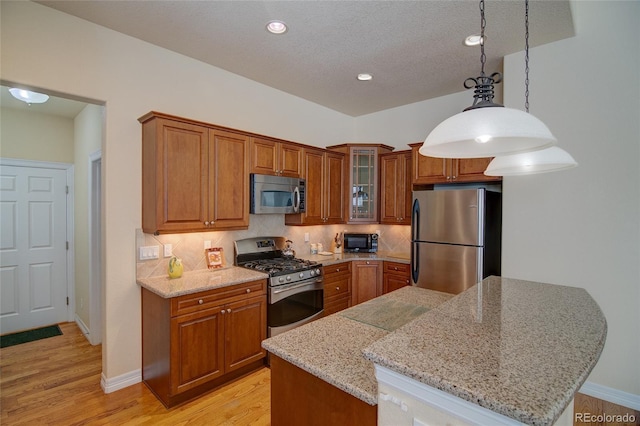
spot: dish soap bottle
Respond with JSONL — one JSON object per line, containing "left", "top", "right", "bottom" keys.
{"left": 168, "top": 256, "right": 183, "bottom": 279}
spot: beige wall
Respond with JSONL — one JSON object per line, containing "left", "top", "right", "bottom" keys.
{"left": 0, "top": 1, "right": 353, "bottom": 381}
{"left": 73, "top": 104, "right": 103, "bottom": 332}
{"left": 500, "top": 1, "right": 639, "bottom": 395}
{"left": 0, "top": 107, "right": 74, "bottom": 162}
{"left": 353, "top": 1, "right": 640, "bottom": 397}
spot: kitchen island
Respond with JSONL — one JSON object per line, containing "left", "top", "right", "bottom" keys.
{"left": 262, "top": 276, "right": 607, "bottom": 426}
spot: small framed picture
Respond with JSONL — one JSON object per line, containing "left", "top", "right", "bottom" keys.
{"left": 205, "top": 247, "right": 225, "bottom": 269}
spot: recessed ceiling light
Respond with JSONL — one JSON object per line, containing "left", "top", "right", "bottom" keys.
{"left": 8, "top": 88, "right": 49, "bottom": 104}
{"left": 464, "top": 34, "right": 483, "bottom": 46}
{"left": 266, "top": 20, "right": 288, "bottom": 34}
{"left": 357, "top": 73, "right": 373, "bottom": 81}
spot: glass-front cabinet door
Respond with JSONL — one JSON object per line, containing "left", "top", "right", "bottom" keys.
{"left": 350, "top": 147, "right": 377, "bottom": 222}
{"left": 326, "top": 143, "right": 393, "bottom": 224}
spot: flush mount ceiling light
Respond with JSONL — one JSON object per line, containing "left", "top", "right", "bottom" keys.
{"left": 266, "top": 20, "right": 288, "bottom": 34}
{"left": 9, "top": 87, "right": 49, "bottom": 104}
{"left": 464, "top": 34, "right": 483, "bottom": 46}
{"left": 357, "top": 73, "right": 373, "bottom": 81}
{"left": 485, "top": 0, "right": 577, "bottom": 176}
{"left": 420, "top": 0, "right": 556, "bottom": 159}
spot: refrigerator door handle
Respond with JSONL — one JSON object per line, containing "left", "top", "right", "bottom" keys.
{"left": 411, "top": 198, "right": 420, "bottom": 241}
{"left": 411, "top": 242, "right": 419, "bottom": 284}
{"left": 411, "top": 198, "right": 420, "bottom": 284}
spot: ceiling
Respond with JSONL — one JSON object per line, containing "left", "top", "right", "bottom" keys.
{"left": 33, "top": 1, "right": 574, "bottom": 117}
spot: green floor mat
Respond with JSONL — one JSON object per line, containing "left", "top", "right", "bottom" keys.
{"left": 1, "top": 324, "right": 63, "bottom": 348}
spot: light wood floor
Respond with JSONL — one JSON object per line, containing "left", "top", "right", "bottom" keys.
{"left": 1, "top": 322, "right": 271, "bottom": 425}
{"left": 2, "top": 322, "right": 637, "bottom": 425}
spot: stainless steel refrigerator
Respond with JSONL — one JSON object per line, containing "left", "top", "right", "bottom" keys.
{"left": 411, "top": 188, "right": 501, "bottom": 294}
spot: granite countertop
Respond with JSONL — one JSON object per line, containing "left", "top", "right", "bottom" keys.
{"left": 137, "top": 267, "right": 269, "bottom": 298}
{"left": 261, "top": 286, "right": 454, "bottom": 405}
{"left": 298, "top": 250, "right": 410, "bottom": 266}
{"left": 363, "top": 276, "right": 607, "bottom": 426}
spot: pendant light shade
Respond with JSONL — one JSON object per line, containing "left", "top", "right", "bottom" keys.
{"left": 484, "top": 146, "right": 577, "bottom": 176}
{"left": 420, "top": 106, "right": 556, "bottom": 159}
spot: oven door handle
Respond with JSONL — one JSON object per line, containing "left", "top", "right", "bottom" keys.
{"left": 273, "top": 279, "right": 323, "bottom": 295}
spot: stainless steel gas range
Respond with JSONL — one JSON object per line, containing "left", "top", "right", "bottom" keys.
{"left": 234, "top": 237, "right": 323, "bottom": 337}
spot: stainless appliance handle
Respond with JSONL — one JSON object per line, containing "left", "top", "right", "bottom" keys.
{"left": 412, "top": 198, "right": 420, "bottom": 242}
{"left": 293, "top": 186, "right": 300, "bottom": 212}
{"left": 411, "top": 241, "right": 419, "bottom": 284}
{"left": 411, "top": 197, "right": 420, "bottom": 284}
{"left": 272, "top": 279, "right": 322, "bottom": 295}
{"left": 270, "top": 278, "right": 324, "bottom": 304}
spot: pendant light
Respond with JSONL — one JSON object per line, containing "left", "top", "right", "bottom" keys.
{"left": 484, "top": 0, "right": 577, "bottom": 176}
{"left": 420, "top": 0, "right": 556, "bottom": 159}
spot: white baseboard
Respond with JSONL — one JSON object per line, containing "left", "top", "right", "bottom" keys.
{"left": 579, "top": 381, "right": 640, "bottom": 411}
{"left": 74, "top": 315, "right": 90, "bottom": 340}
{"left": 101, "top": 369, "right": 142, "bottom": 394}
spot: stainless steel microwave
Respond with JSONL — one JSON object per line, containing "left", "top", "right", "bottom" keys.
{"left": 343, "top": 233, "right": 378, "bottom": 253}
{"left": 250, "top": 174, "right": 306, "bottom": 214}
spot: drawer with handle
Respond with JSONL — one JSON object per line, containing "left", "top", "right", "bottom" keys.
{"left": 383, "top": 261, "right": 410, "bottom": 275}
{"left": 171, "top": 279, "right": 266, "bottom": 316}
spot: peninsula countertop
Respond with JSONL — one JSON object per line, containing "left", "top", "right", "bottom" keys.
{"left": 261, "top": 286, "right": 454, "bottom": 405}
{"left": 363, "top": 276, "right": 607, "bottom": 425}
{"left": 263, "top": 276, "right": 607, "bottom": 425}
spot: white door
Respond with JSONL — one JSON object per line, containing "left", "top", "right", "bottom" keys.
{"left": 0, "top": 165, "right": 69, "bottom": 334}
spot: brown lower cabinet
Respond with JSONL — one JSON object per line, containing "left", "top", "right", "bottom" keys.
{"left": 383, "top": 261, "right": 411, "bottom": 293}
{"left": 270, "top": 354, "right": 377, "bottom": 426}
{"left": 142, "top": 279, "right": 267, "bottom": 407}
{"left": 351, "top": 260, "right": 383, "bottom": 306}
{"left": 323, "top": 261, "right": 352, "bottom": 316}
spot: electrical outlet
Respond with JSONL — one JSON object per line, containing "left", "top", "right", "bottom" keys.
{"left": 204, "top": 240, "right": 212, "bottom": 249}
{"left": 164, "top": 244, "right": 173, "bottom": 257}
{"left": 304, "top": 232, "right": 310, "bottom": 242}
{"left": 139, "top": 245, "right": 160, "bottom": 260}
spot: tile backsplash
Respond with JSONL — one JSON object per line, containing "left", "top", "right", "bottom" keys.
{"left": 136, "top": 215, "right": 411, "bottom": 279}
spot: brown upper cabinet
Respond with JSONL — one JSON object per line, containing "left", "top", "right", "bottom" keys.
{"left": 249, "top": 137, "right": 303, "bottom": 178}
{"left": 285, "top": 147, "right": 345, "bottom": 225}
{"left": 140, "top": 112, "right": 249, "bottom": 234}
{"left": 327, "top": 144, "right": 393, "bottom": 224}
{"left": 409, "top": 142, "right": 501, "bottom": 185}
{"left": 379, "top": 150, "right": 412, "bottom": 225}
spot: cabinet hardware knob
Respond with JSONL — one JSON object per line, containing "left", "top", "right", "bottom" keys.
{"left": 336, "top": 287, "right": 340, "bottom": 290}
{"left": 204, "top": 221, "right": 209, "bottom": 226}
{"left": 198, "top": 299, "right": 204, "bottom": 305}
{"left": 246, "top": 288, "right": 251, "bottom": 293}
{"left": 336, "top": 268, "right": 340, "bottom": 272}
{"left": 227, "top": 308, "right": 231, "bottom": 313}
{"left": 221, "top": 310, "right": 225, "bottom": 314}
{"left": 394, "top": 267, "right": 398, "bottom": 270}
{"left": 366, "top": 261, "right": 370, "bottom": 265}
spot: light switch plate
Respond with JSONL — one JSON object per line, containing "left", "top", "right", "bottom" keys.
{"left": 139, "top": 245, "right": 160, "bottom": 260}
{"left": 164, "top": 244, "right": 172, "bottom": 257}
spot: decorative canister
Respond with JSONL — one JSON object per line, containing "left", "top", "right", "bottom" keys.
{"left": 310, "top": 243, "right": 318, "bottom": 255}
{"left": 168, "top": 256, "right": 184, "bottom": 279}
